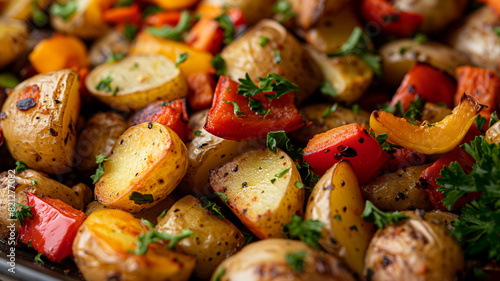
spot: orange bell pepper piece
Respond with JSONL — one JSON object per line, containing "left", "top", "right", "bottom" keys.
{"left": 455, "top": 66, "right": 500, "bottom": 114}
{"left": 144, "top": 11, "right": 182, "bottom": 27}
{"left": 187, "top": 72, "right": 215, "bottom": 111}
{"left": 478, "top": 0, "right": 500, "bottom": 15}
{"left": 29, "top": 34, "right": 90, "bottom": 74}
{"left": 103, "top": 4, "right": 141, "bottom": 25}
{"left": 148, "top": 0, "right": 200, "bottom": 10}
{"left": 185, "top": 17, "right": 224, "bottom": 54}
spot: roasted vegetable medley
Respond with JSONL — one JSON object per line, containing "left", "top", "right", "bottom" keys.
{"left": 1, "top": 0, "right": 500, "bottom": 280}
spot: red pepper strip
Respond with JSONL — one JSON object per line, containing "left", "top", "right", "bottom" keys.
{"left": 455, "top": 66, "right": 500, "bottom": 114}
{"left": 205, "top": 76, "right": 305, "bottom": 140}
{"left": 381, "top": 148, "right": 427, "bottom": 173}
{"left": 18, "top": 192, "right": 86, "bottom": 262}
{"left": 303, "top": 123, "right": 391, "bottom": 183}
{"left": 130, "top": 99, "right": 190, "bottom": 142}
{"left": 103, "top": 4, "right": 141, "bottom": 25}
{"left": 185, "top": 17, "right": 225, "bottom": 54}
{"left": 361, "top": 0, "right": 424, "bottom": 37}
{"left": 390, "top": 62, "right": 457, "bottom": 109}
{"left": 144, "top": 11, "right": 182, "bottom": 27}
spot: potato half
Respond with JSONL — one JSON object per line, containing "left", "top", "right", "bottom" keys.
{"left": 73, "top": 209, "right": 195, "bottom": 281}
{"left": 94, "top": 122, "right": 188, "bottom": 213}
{"left": 305, "top": 161, "right": 374, "bottom": 276}
{"left": 0, "top": 19, "right": 28, "bottom": 69}
{"left": 86, "top": 54, "right": 188, "bottom": 112}
{"left": 89, "top": 30, "right": 131, "bottom": 67}
{"left": 211, "top": 147, "right": 305, "bottom": 239}
{"left": 1, "top": 69, "right": 80, "bottom": 174}
{"left": 211, "top": 239, "right": 356, "bottom": 281}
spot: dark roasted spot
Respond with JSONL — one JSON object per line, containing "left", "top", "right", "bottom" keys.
{"left": 341, "top": 180, "right": 345, "bottom": 186}
{"left": 408, "top": 84, "right": 415, "bottom": 94}
{"left": 0, "top": 112, "right": 7, "bottom": 120}
{"left": 340, "top": 146, "right": 357, "bottom": 157}
{"left": 49, "top": 128, "right": 58, "bottom": 136}
{"left": 148, "top": 122, "right": 153, "bottom": 129}
{"left": 242, "top": 182, "right": 247, "bottom": 188}
{"left": 16, "top": 98, "right": 36, "bottom": 111}
{"left": 358, "top": 137, "right": 364, "bottom": 143}
{"left": 55, "top": 99, "right": 61, "bottom": 104}
{"left": 334, "top": 153, "right": 342, "bottom": 160}
{"left": 395, "top": 192, "right": 406, "bottom": 201}
{"left": 242, "top": 208, "right": 247, "bottom": 214}
{"left": 233, "top": 165, "right": 239, "bottom": 172}
{"left": 324, "top": 149, "right": 330, "bottom": 153}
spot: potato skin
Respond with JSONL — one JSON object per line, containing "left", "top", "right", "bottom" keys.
{"left": 364, "top": 210, "right": 464, "bottom": 281}
{"left": 0, "top": 69, "right": 80, "bottom": 174}
{"left": 0, "top": 19, "right": 28, "bottom": 69}
{"left": 211, "top": 239, "right": 356, "bottom": 281}
{"left": 0, "top": 169, "right": 92, "bottom": 236}
{"left": 89, "top": 30, "right": 131, "bottom": 67}
{"left": 156, "top": 195, "right": 246, "bottom": 279}
{"left": 360, "top": 164, "right": 433, "bottom": 211}
{"left": 75, "top": 112, "right": 128, "bottom": 171}
{"left": 221, "top": 19, "right": 322, "bottom": 105}
{"left": 73, "top": 209, "right": 195, "bottom": 281}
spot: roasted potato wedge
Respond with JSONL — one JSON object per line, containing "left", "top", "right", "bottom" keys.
{"left": 379, "top": 39, "right": 470, "bottom": 88}
{"left": 360, "top": 164, "right": 433, "bottom": 211}
{"left": 305, "top": 161, "right": 374, "bottom": 276}
{"left": 1, "top": 0, "right": 51, "bottom": 20}
{"left": 364, "top": 210, "right": 464, "bottom": 281}
{"left": 73, "top": 209, "right": 195, "bottom": 281}
{"left": 156, "top": 195, "right": 246, "bottom": 279}
{"left": 448, "top": 6, "right": 500, "bottom": 71}
{"left": 221, "top": 19, "right": 322, "bottom": 105}
{"left": 203, "top": 0, "right": 276, "bottom": 25}
{"left": 0, "top": 169, "right": 92, "bottom": 235}
{"left": 50, "top": 0, "right": 113, "bottom": 40}
{"left": 89, "top": 30, "right": 132, "bottom": 67}
{"left": 211, "top": 147, "right": 305, "bottom": 239}
{"left": 94, "top": 122, "right": 188, "bottom": 213}
{"left": 486, "top": 121, "right": 500, "bottom": 144}
{"left": 1, "top": 69, "right": 80, "bottom": 174}
{"left": 75, "top": 112, "right": 129, "bottom": 172}
{"left": 307, "top": 47, "right": 373, "bottom": 103}
{"left": 290, "top": 103, "right": 369, "bottom": 144}
{"left": 0, "top": 19, "right": 28, "bottom": 69}
{"left": 86, "top": 54, "right": 188, "bottom": 112}
{"left": 211, "top": 239, "right": 356, "bottom": 281}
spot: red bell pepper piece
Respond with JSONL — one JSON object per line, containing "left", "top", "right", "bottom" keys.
{"left": 205, "top": 76, "right": 305, "bottom": 140}
{"left": 18, "top": 192, "right": 86, "bottom": 262}
{"left": 303, "top": 123, "right": 391, "bottom": 183}
{"left": 185, "top": 17, "right": 225, "bottom": 54}
{"left": 144, "top": 11, "right": 182, "bottom": 27}
{"left": 381, "top": 148, "right": 427, "bottom": 173}
{"left": 187, "top": 72, "right": 215, "bottom": 111}
{"left": 130, "top": 99, "right": 190, "bottom": 142}
{"left": 455, "top": 66, "right": 500, "bottom": 114}
{"left": 390, "top": 62, "right": 457, "bottom": 109}
{"left": 361, "top": 0, "right": 424, "bottom": 37}
{"left": 103, "top": 4, "right": 141, "bottom": 25}
{"left": 419, "top": 126, "right": 483, "bottom": 210}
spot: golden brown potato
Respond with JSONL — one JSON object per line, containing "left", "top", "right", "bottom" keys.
{"left": 86, "top": 54, "right": 188, "bottom": 112}
{"left": 307, "top": 47, "right": 373, "bottom": 103}
{"left": 292, "top": 0, "right": 350, "bottom": 30}
{"left": 448, "top": 6, "right": 500, "bottom": 71}
{"left": 364, "top": 210, "right": 464, "bottom": 281}
{"left": 89, "top": 30, "right": 132, "bottom": 67}
{"left": 424, "top": 210, "right": 458, "bottom": 230}
{"left": 211, "top": 148, "right": 305, "bottom": 239}
{"left": 73, "top": 209, "right": 195, "bottom": 281}
{"left": 305, "top": 161, "right": 374, "bottom": 276}
{"left": 361, "top": 164, "right": 433, "bottom": 212}
{"left": 0, "top": 19, "right": 28, "bottom": 69}
{"left": 0, "top": 169, "right": 92, "bottom": 235}
{"left": 94, "top": 122, "right": 188, "bottom": 213}
{"left": 486, "top": 121, "right": 500, "bottom": 144}
{"left": 0, "top": 69, "right": 80, "bottom": 174}
{"left": 421, "top": 102, "right": 453, "bottom": 123}
{"left": 221, "top": 19, "right": 322, "bottom": 105}
{"left": 156, "top": 195, "right": 246, "bottom": 279}
{"left": 291, "top": 103, "right": 369, "bottom": 144}
{"left": 211, "top": 239, "right": 356, "bottom": 281}
{"left": 75, "top": 112, "right": 129, "bottom": 172}
{"left": 393, "top": 0, "right": 468, "bottom": 33}
{"left": 203, "top": 0, "right": 276, "bottom": 25}
{"left": 379, "top": 39, "right": 470, "bottom": 88}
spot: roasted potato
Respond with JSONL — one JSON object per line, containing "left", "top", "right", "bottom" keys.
{"left": 379, "top": 39, "right": 470, "bottom": 88}
{"left": 203, "top": 0, "right": 276, "bottom": 25}
{"left": 291, "top": 103, "right": 369, "bottom": 144}
{"left": 0, "top": 69, "right": 80, "bottom": 174}
{"left": 156, "top": 195, "right": 246, "bottom": 279}
{"left": 0, "top": 169, "right": 92, "bottom": 235}
{"left": 364, "top": 210, "right": 464, "bottom": 281}
{"left": 486, "top": 120, "right": 500, "bottom": 144}
{"left": 94, "top": 122, "right": 188, "bottom": 213}
{"left": 211, "top": 147, "right": 305, "bottom": 239}
{"left": 0, "top": 19, "right": 28, "bottom": 69}
{"left": 211, "top": 239, "right": 356, "bottom": 281}
{"left": 86, "top": 54, "right": 188, "bottom": 112}
{"left": 50, "top": 0, "right": 113, "bottom": 40}
{"left": 361, "top": 164, "right": 433, "bottom": 211}
{"left": 305, "top": 161, "right": 374, "bottom": 276}
{"left": 1, "top": 0, "right": 51, "bottom": 20}
{"left": 392, "top": 0, "right": 468, "bottom": 33}
{"left": 75, "top": 112, "right": 129, "bottom": 172}
{"left": 89, "top": 30, "right": 132, "bottom": 67}
{"left": 73, "top": 209, "right": 195, "bottom": 281}
{"left": 448, "top": 6, "right": 500, "bottom": 71}
{"left": 291, "top": 0, "right": 350, "bottom": 30}
{"left": 307, "top": 47, "right": 373, "bottom": 103}
{"left": 221, "top": 19, "right": 322, "bottom": 105}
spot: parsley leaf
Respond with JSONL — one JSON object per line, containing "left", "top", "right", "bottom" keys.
{"left": 32, "top": 0, "right": 48, "bottom": 27}
{"left": 158, "top": 209, "right": 168, "bottom": 218}
{"left": 260, "top": 36, "right": 268, "bottom": 46}
{"left": 11, "top": 202, "right": 33, "bottom": 225}
{"left": 114, "top": 0, "right": 133, "bottom": 7}
{"left": 142, "top": 5, "right": 163, "bottom": 18}
{"left": 369, "top": 132, "right": 403, "bottom": 156}
{"left": 134, "top": 220, "right": 195, "bottom": 255}
{"left": 223, "top": 100, "right": 248, "bottom": 117}
{"left": 243, "top": 233, "right": 255, "bottom": 244}
{"left": 286, "top": 251, "right": 307, "bottom": 272}
{"left": 107, "top": 51, "right": 127, "bottom": 63}
{"left": 352, "top": 104, "right": 359, "bottom": 115}
{"left": 129, "top": 192, "right": 154, "bottom": 205}
{"left": 147, "top": 11, "right": 196, "bottom": 41}
{"left": 361, "top": 200, "right": 409, "bottom": 228}
{"left": 34, "top": 253, "right": 44, "bottom": 264}
{"left": 211, "top": 55, "right": 226, "bottom": 76}
{"left": 475, "top": 115, "right": 487, "bottom": 132}
{"left": 213, "top": 268, "right": 225, "bottom": 281}
{"left": 282, "top": 214, "right": 324, "bottom": 248}
{"left": 15, "top": 161, "right": 27, "bottom": 172}
{"left": 275, "top": 167, "right": 290, "bottom": 178}
{"left": 214, "top": 13, "right": 235, "bottom": 44}
{"left": 413, "top": 33, "right": 428, "bottom": 44}
{"left": 95, "top": 76, "right": 113, "bottom": 93}
{"left": 273, "top": 50, "right": 282, "bottom": 64}
{"left": 322, "top": 103, "right": 338, "bottom": 118}
{"left": 90, "top": 154, "right": 111, "bottom": 184}
{"left": 50, "top": 0, "right": 77, "bottom": 22}
{"left": 175, "top": 53, "right": 189, "bottom": 67}
{"left": 273, "top": 0, "right": 295, "bottom": 23}
{"left": 493, "top": 27, "right": 500, "bottom": 40}
{"left": 320, "top": 81, "right": 337, "bottom": 99}
{"left": 215, "top": 192, "right": 228, "bottom": 204}
{"left": 200, "top": 196, "right": 225, "bottom": 218}
{"left": 123, "top": 24, "right": 138, "bottom": 41}
{"left": 489, "top": 111, "right": 499, "bottom": 128}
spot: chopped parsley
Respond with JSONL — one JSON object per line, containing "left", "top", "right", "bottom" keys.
{"left": 134, "top": 219, "right": 195, "bottom": 255}
{"left": 260, "top": 36, "right": 268, "bottom": 46}
{"left": 273, "top": 0, "right": 295, "bottom": 23}
{"left": 34, "top": 253, "right": 44, "bottom": 264}
{"left": 361, "top": 200, "right": 409, "bottom": 228}
{"left": 123, "top": 24, "right": 138, "bottom": 41}
{"left": 194, "top": 130, "right": 202, "bottom": 136}
{"left": 114, "top": 0, "right": 133, "bottom": 7}
{"left": 15, "top": 161, "right": 27, "bottom": 172}
{"left": 147, "top": 11, "right": 196, "bottom": 41}
{"left": 475, "top": 115, "right": 487, "bottom": 132}
{"left": 273, "top": 50, "right": 282, "bottom": 64}
{"left": 95, "top": 76, "right": 114, "bottom": 93}
{"left": 32, "top": 0, "right": 48, "bottom": 27}
{"left": 352, "top": 104, "right": 360, "bottom": 115}
{"left": 243, "top": 233, "right": 255, "bottom": 244}
{"left": 275, "top": 167, "right": 290, "bottom": 178}
{"left": 223, "top": 100, "right": 248, "bottom": 117}
{"left": 214, "top": 13, "right": 235, "bottom": 44}
{"left": 369, "top": 131, "right": 403, "bottom": 156}
{"left": 50, "top": 0, "right": 77, "bottom": 22}
{"left": 295, "top": 181, "right": 304, "bottom": 188}
{"left": 320, "top": 81, "right": 338, "bottom": 99}
{"left": 175, "top": 53, "right": 189, "bottom": 67}
{"left": 213, "top": 268, "right": 225, "bottom": 281}
{"left": 322, "top": 103, "right": 338, "bottom": 118}
{"left": 489, "top": 112, "right": 499, "bottom": 128}
{"left": 282, "top": 214, "right": 324, "bottom": 248}
{"left": 493, "top": 27, "right": 500, "bottom": 40}
{"left": 129, "top": 192, "right": 154, "bottom": 205}
{"left": 413, "top": 33, "right": 428, "bottom": 44}
{"left": 90, "top": 154, "right": 111, "bottom": 184}
{"left": 211, "top": 55, "right": 227, "bottom": 76}
{"left": 286, "top": 251, "right": 307, "bottom": 272}
{"left": 158, "top": 209, "right": 168, "bottom": 218}
{"left": 107, "top": 51, "right": 127, "bottom": 63}
{"left": 380, "top": 95, "right": 425, "bottom": 122}
{"left": 11, "top": 202, "right": 33, "bottom": 225}
{"left": 31, "top": 180, "right": 38, "bottom": 185}
{"left": 200, "top": 196, "right": 225, "bottom": 218}
{"left": 215, "top": 192, "right": 228, "bottom": 204}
